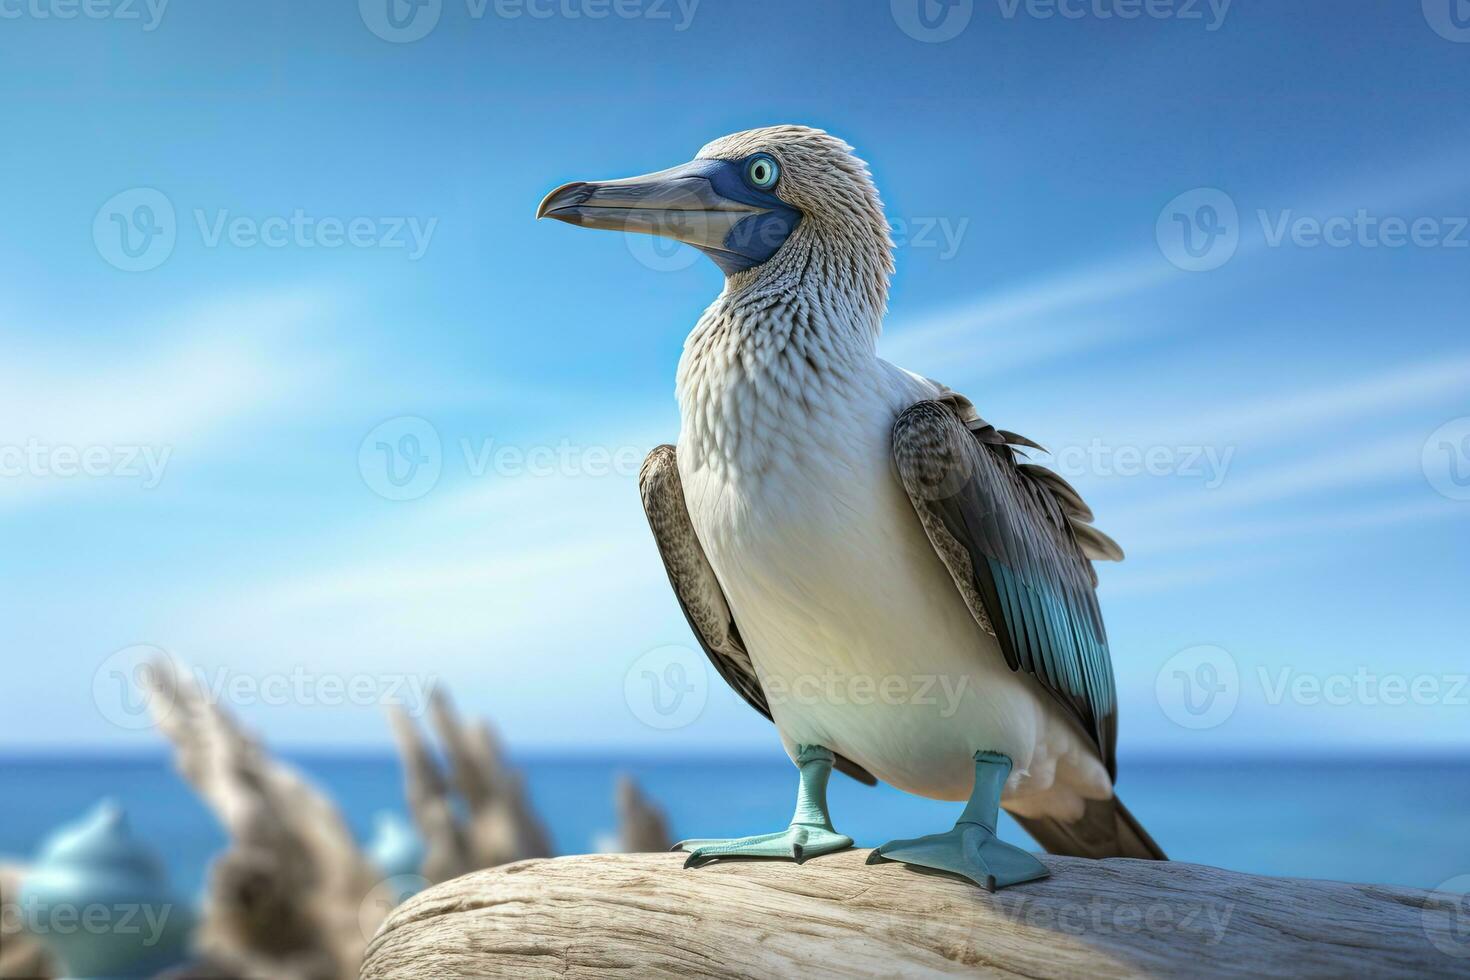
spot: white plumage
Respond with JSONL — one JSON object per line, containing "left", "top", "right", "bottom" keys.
{"left": 674, "top": 220, "right": 1110, "bottom": 820}
{"left": 542, "top": 124, "right": 1161, "bottom": 871}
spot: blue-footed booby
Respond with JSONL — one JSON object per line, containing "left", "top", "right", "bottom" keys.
{"left": 538, "top": 126, "right": 1166, "bottom": 890}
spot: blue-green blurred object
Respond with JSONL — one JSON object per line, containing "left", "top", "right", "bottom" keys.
{"left": 366, "top": 811, "right": 426, "bottom": 899}
{"left": 19, "top": 800, "right": 193, "bottom": 980}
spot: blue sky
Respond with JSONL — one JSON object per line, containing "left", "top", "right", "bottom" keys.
{"left": 2, "top": 1, "right": 1467, "bottom": 758}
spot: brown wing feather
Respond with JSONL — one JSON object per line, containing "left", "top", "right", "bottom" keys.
{"left": 891, "top": 397, "right": 1121, "bottom": 778}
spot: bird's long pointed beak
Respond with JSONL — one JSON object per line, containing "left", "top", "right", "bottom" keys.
{"left": 536, "top": 160, "right": 768, "bottom": 254}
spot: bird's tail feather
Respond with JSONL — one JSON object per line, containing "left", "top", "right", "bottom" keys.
{"left": 1010, "top": 795, "right": 1167, "bottom": 861}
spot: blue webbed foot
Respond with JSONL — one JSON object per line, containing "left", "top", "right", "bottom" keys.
{"left": 676, "top": 744, "right": 853, "bottom": 869}
{"left": 866, "top": 751, "right": 1050, "bottom": 892}
{"left": 676, "top": 824, "right": 853, "bottom": 867}
{"left": 866, "top": 823, "right": 1048, "bottom": 891}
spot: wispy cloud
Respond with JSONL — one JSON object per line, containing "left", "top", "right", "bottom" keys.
{"left": 0, "top": 290, "right": 339, "bottom": 509}
{"left": 1059, "top": 354, "right": 1470, "bottom": 595}
{"left": 1126, "top": 355, "right": 1470, "bottom": 451}
{"left": 1107, "top": 496, "right": 1463, "bottom": 599}
{"left": 1125, "top": 495, "right": 1462, "bottom": 560}
{"left": 880, "top": 254, "right": 1178, "bottom": 371}
{"left": 881, "top": 148, "right": 1470, "bottom": 379}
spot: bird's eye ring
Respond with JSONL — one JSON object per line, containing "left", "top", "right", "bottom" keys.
{"left": 744, "top": 154, "right": 780, "bottom": 190}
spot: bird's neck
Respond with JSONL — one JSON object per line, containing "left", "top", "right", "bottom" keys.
{"left": 721, "top": 217, "right": 890, "bottom": 339}
{"left": 675, "top": 230, "right": 890, "bottom": 479}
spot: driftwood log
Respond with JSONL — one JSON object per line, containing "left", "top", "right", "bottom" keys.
{"left": 0, "top": 864, "right": 55, "bottom": 980}
{"left": 146, "top": 663, "right": 383, "bottom": 980}
{"left": 387, "top": 691, "right": 553, "bottom": 886}
{"left": 612, "top": 776, "right": 673, "bottom": 853}
{"left": 361, "top": 850, "right": 1470, "bottom": 979}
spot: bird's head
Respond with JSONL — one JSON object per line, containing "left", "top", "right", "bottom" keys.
{"left": 538, "top": 126, "right": 893, "bottom": 303}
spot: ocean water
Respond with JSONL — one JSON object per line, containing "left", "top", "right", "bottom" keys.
{"left": 1, "top": 753, "right": 1466, "bottom": 895}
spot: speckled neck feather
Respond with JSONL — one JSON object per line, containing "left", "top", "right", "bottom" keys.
{"left": 676, "top": 127, "right": 896, "bottom": 477}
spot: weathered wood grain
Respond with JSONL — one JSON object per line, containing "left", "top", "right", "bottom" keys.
{"left": 360, "top": 850, "right": 1470, "bottom": 979}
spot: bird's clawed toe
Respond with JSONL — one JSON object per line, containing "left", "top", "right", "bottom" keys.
{"left": 676, "top": 825, "right": 852, "bottom": 869}
{"left": 867, "top": 825, "right": 1048, "bottom": 892}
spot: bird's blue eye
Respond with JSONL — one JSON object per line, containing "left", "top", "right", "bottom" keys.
{"left": 744, "top": 154, "right": 780, "bottom": 190}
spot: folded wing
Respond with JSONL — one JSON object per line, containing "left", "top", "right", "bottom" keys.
{"left": 890, "top": 395, "right": 1122, "bottom": 778}
{"left": 639, "top": 445, "right": 876, "bottom": 785}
